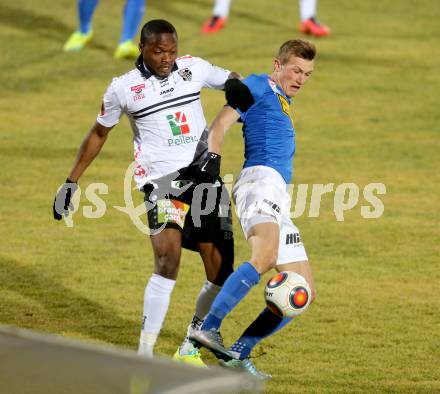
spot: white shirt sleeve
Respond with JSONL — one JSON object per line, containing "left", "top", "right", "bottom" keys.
{"left": 196, "top": 57, "right": 231, "bottom": 90}
{"left": 96, "top": 78, "right": 124, "bottom": 127}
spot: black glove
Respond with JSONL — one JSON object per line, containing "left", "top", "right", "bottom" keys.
{"left": 53, "top": 179, "right": 78, "bottom": 220}
{"left": 198, "top": 152, "right": 221, "bottom": 183}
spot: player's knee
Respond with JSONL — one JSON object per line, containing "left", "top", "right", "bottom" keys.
{"left": 153, "top": 247, "right": 180, "bottom": 279}
{"left": 207, "top": 237, "right": 234, "bottom": 286}
{"left": 213, "top": 257, "right": 234, "bottom": 285}
{"left": 250, "top": 253, "right": 277, "bottom": 274}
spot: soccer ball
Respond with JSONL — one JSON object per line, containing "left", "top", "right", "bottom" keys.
{"left": 264, "top": 271, "right": 311, "bottom": 318}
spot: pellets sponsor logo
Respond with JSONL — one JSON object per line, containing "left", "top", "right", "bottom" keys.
{"left": 167, "top": 111, "right": 190, "bottom": 135}
{"left": 166, "top": 112, "right": 198, "bottom": 146}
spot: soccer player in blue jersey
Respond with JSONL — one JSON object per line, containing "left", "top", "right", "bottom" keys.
{"left": 190, "top": 39, "right": 317, "bottom": 379}
{"left": 64, "top": 0, "right": 146, "bottom": 59}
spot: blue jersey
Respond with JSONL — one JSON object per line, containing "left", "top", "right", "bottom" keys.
{"left": 237, "top": 74, "right": 295, "bottom": 183}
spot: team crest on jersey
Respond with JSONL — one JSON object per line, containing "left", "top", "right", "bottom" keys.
{"left": 277, "top": 94, "right": 290, "bottom": 117}
{"left": 178, "top": 68, "right": 192, "bottom": 81}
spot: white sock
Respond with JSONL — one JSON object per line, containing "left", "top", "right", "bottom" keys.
{"left": 138, "top": 332, "right": 157, "bottom": 357}
{"left": 213, "top": 0, "right": 232, "bottom": 17}
{"left": 299, "top": 0, "right": 317, "bottom": 21}
{"left": 138, "top": 273, "right": 176, "bottom": 356}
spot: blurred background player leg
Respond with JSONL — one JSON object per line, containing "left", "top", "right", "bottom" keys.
{"left": 64, "top": 0, "right": 98, "bottom": 51}
{"left": 114, "top": 0, "right": 146, "bottom": 59}
{"left": 64, "top": 0, "right": 145, "bottom": 57}
{"left": 202, "top": 0, "right": 231, "bottom": 34}
{"left": 298, "top": 0, "right": 330, "bottom": 37}
{"left": 202, "top": 0, "right": 330, "bottom": 36}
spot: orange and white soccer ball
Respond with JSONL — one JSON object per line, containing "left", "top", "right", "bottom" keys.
{"left": 264, "top": 271, "right": 311, "bottom": 318}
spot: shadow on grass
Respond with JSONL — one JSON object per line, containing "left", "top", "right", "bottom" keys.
{"left": 0, "top": 4, "right": 71, "bottom": 41}
{"left": 0, "top": 4, "right": 109, "bottom": 64}
{"left": 0, "top": 256, "right": 138, "bottom": 347}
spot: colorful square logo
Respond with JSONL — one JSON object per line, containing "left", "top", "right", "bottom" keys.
{"left": 166, "top": 112, "right": 190, "bottom": 136}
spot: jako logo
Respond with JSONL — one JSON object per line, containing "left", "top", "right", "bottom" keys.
{"left": 160, "top": 87, "right": 174, "bottom": 95}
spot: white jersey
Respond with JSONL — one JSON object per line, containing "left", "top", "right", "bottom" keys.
{"left": 97, "top": 55, "right": 230, "bottom": 188}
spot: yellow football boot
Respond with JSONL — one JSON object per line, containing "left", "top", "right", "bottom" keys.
{"left": 173, "top": 343, "right": 207, "bottom": 368}
{"left": 63, "top": 31, "right": 93, "bottom": 52}
{"left": 114, "top": 40, "right": 139, "bottom": 60}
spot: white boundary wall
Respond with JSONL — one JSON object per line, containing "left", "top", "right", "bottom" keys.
{"left": 0, "top": 326, "right": 261, "bottom": 394}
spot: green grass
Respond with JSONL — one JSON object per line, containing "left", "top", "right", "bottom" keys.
{"left": 1, "top": 0, "right": 440, "bottom": 392}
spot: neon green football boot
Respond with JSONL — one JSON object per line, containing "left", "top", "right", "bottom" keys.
{"left": 173, "top": 342, "right": 207, "bottom": 368}
{"left": 114, "top": 40, "right": 139, "bottom": 60}
{"left": 63, "top": 31, "right": 93, "bottom": 52}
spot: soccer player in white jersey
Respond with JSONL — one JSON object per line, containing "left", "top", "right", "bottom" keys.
{"left": 191, "top": 39, "right": 317, "bottom": 379}
{"left": 202, "top": 0, "right": 330, "bottom": 37}
{"left": 53, "top": 19, "right": 240, "bottom": 366}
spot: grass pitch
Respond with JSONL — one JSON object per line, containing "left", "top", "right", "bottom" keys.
{"left": 1, "top": 0, "right": 439, "bottom": 392}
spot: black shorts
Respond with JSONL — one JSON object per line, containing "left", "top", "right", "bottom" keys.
{"left": 143, "top": 179, "right": 234, "bottom": 253}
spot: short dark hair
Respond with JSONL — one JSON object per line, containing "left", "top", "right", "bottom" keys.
{"left": 277, "top": 39, "right": 316, "bottom": 63}
{"left": 140, "top": 19, "right": 177, "bottom": 44}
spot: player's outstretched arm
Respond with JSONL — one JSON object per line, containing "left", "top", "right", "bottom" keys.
{"left": 197, "top": 106, "right": 239, "bottom": 183}
{"left": 208, "top": 105, "right": 240, "bottom": 154}
{"left": 68, "top": 122, "right": 113, "bottom": 182}
{"left": 53, "top": 122, "right": 113, "bottom": 220}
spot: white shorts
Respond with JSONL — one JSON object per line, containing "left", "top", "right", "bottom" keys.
{"left": 232, "top": 166, "right": 308, "bottom": 265}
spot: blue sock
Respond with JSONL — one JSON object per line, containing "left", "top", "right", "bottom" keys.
{"left": 78, "top": 0, "right": 99, "bottom": 34}
{"left": 202, "top": 262, "right": 260, "bottom": 330}
{"left": 120, "top": 0, "right": 146, "bottom": 43}
{"left": 230, "top": 307, "right": 293, "bottom": 359}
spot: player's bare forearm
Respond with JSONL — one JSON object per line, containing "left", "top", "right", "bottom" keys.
{"left": 208, "top": 106, "right": 240, "bottom": 154}
{"left": 68, "top": 122, "right": 112, "bottom": 182}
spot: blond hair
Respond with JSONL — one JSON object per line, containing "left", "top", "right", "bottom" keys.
{"left": 277, "top": 39, "right": 316, "bottom": 64}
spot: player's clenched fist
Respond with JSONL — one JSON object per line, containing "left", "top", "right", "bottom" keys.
{"left": 53, "top": 179, "right": 78, "bottom": 220}
{"left": 198, "top": 152, "right": 221, "bottom": 183}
